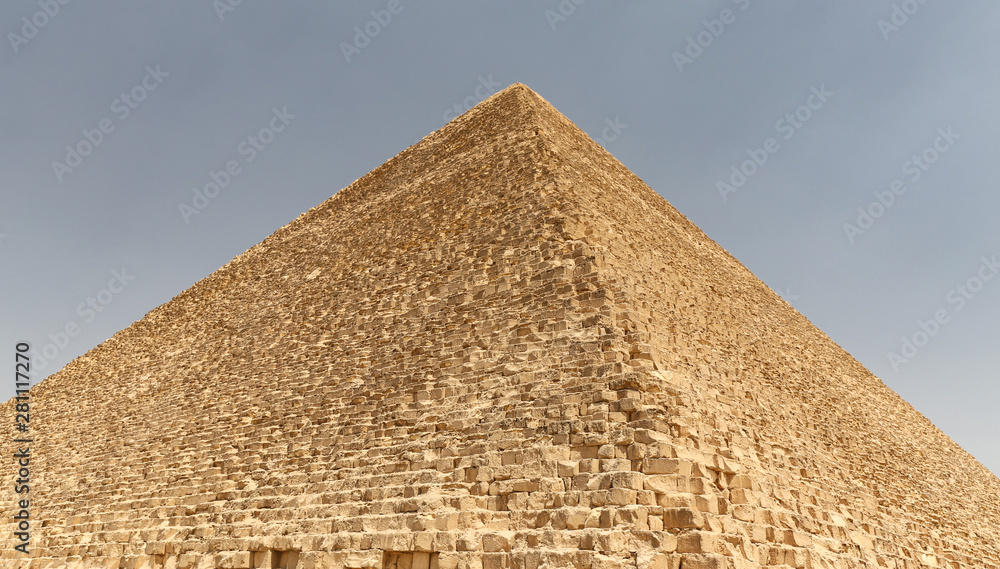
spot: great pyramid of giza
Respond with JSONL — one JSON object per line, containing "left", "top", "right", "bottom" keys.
{"left": 3, "top": 84, "right": 998, "bottom": 569}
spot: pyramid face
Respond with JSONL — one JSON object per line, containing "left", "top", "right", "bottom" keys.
{"left": 3, "top": 84, "right": 999, "bottom": 569}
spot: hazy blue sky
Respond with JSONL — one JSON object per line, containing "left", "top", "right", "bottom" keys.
{"left": 2, "top": 2, "right": 997, "bottom": 473}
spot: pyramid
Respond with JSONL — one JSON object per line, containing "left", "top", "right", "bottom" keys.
{"left": 3, "top": 84, "right": 999, "bottom": 569}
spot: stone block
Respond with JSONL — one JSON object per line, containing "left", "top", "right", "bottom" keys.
{"left": 663, "top": 508, "right": 703, "bottom": 529}
{"left": 609, "top": 471, "right": 643, "bottom": 490}
{"left": 558, "top": 461, "right": 580, "bottom": 477}
{"left": 676, "top": 531, "right": 720, "bottom": 554}
{"left": 677, "top": 554, "right": 727, "bottom": 569}
{"left": 646, "top": 553, "right": 681, "bottom": 569}
{"left": 642, "top": 459, "right": 688, "bottom": 475}
{"left": 645, "top": 474, "right": 688, "bottom": 494}
{"left": 482, "top": 533, "right": 513, "bottom": 552}
{"left": 216, "top": 551, "right": 251, "bottom": 568}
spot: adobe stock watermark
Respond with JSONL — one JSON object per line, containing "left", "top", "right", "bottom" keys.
{"left": 878, "top": 0, "right": 931, "bottom": 42}
{"left": 28, "top": 267, "right": 136, "bottom": 373}
{"left": 179, "top": 106, "right": 295, "bottom": 223}
{"left": 212, "top": 0, "right": 246, "bottom": 22}
{"left": 545, "top": 0, "right": 587, "bottom": 31}
{"left": 51, "top": 65, "right": 169, "bottom": 183}
{"left": 442, "top": 75, "right": 502, "bottom": 122}
{"left": 777, "top": 287, "right": 800, "bottom": 303}
{"left": 7, "top": 0, "right": 72, "bottom": 54}
{"left": 887, "top": 253, "right": 999, "bottom": 371}
{"left": 596, "top": 116, "right": 628, "bottom": 145}
{"left": 673, "top": 0, "right": 752, "bottom": 73}
{"left": 341, "top": 0, "right": 410, "bottom": 64}
{"left": 843, "top": 127, "right": 959, "bottom": 244}
{"left": 717, "top": 84, "right": 834, "bottom": 202}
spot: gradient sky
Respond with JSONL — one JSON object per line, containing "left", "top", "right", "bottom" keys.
{"left": 1, "top": 2, "right": 997, "bottom": 474}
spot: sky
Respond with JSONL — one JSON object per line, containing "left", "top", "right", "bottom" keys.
{"left": 1, "top": 2, "right": 997, "bottom": 474}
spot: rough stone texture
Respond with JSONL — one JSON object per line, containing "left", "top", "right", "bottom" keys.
{"left": 2, "top": 84, "right": 998, "bottom": 569}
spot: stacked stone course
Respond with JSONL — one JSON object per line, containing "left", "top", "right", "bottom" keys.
{"left": 1, "top": 84, "right": 997, "bottom": 568}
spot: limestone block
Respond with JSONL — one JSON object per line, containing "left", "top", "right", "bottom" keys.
{"left": 663, "top": 508, "right": 703, "bottom": 530}
{"left": 646, "top": 474, "right": 689, "bottom": 494}
{"left": 637, "top": 490, "right": 657, "bottom": 506}
{"left": 677, "top": 553, "right": 727, "bottom": 569}
{"left": 729, "top": 489, "right": 755, "bottom": 506}
{"left": 600, "top": 459, "right": 632, "bottom": 472}
{"left": 607, "top": 488, "right": 637, "bottom": 506}
{"left": 614, "top": 506, "right": 649, "bottom": 530}
{"left": 482, "top": 533, "right": 513, "bottom": 552}
{"left": 610, "top": 471, "right": 643, "bottom": 490}
{"left": 732, "top": 506, "right": 754, "bottom": 523}
{"left": 145, "top": 543, "right": 166, "bottom": 555}
{"left": 676, "top": 531, "right": 720, "bottom": 554}
{"left": 296, "top": 552, "right": 342, "bottom": 569}
{"left": 645, "top": 553, "right": 681, "bottom": 569}
{"left": 563, "top": 508, "right": 590, "bottom": 530}
{"left": 436, "top": 554, "right": 460, "bottom": 569}
{"left": 557, "top": 460, "right": 580, "bottom": 477}
{"left": 455, "top": 535, "right": 479, "bottom": 552}
{"left": 642, "top": 459, "right": 690, "bottom": 475}
{"left": 216, "top": 551, "right": 252, "bottom": 568}
{"left": 347, "top": 551, "right": 383, "bottom": 569}
{"left": 592, "top": 553, "right": 632, "bottom": 569}
{"left": 726, "top": 475, "right": 754, "bottom": 490}
{"left": 414, "top": 532, "right": 435, "bottom": 552}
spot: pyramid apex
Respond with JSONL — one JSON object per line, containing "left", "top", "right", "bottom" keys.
{"left": 452, "top": 82, "right": 557, "bottom": 125}
{"left": 494, "top": 83, "right": 554, "bottom": 109}
{"left": 500, "top": 82, "right": 538, "bottom": 95}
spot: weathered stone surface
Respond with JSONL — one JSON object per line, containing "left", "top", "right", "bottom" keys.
{"left": 1, "top": 83, "right": 998, "bottom": 568}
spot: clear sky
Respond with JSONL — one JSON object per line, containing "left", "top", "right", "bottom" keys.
{"left": 1, "top": 2, "right": 997, "bottom": 474}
